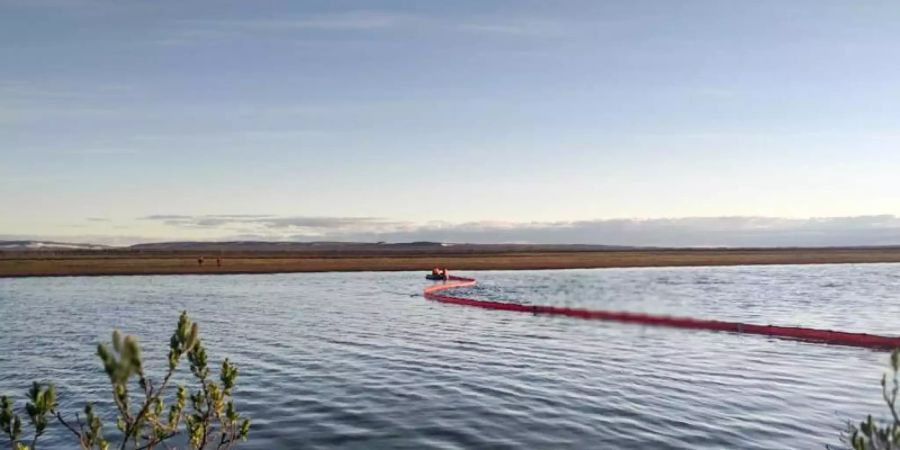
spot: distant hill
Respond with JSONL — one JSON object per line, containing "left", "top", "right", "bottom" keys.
{"left": 127, "top": 241, "right": 634, "bottom": 253}
{"left": 0, "top": 239, "right": 636, "bottom": 255}
{"left": 6, "top": 239, "right": 899, "bottom": 257}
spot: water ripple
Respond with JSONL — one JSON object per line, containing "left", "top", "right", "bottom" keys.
{"left": 1, "top": 265, "right": 898, "bottom": 448}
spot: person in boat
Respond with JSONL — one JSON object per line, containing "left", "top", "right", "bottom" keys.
{"left": 431, "top": 267, "right": 441, "bottom": 278}
{"left": 441, "top": 268, "right": 448, "bottom": 279}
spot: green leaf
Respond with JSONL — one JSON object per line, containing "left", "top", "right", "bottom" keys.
{"left": 112, "top": 330, "right": 123, "bottom": 353}
{"left": 239, "top": 418, "right": 251, "bottom": 440}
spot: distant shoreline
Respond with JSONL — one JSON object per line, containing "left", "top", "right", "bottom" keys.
{"left": 2, "top": 247, "right": 900, "bottom": 278}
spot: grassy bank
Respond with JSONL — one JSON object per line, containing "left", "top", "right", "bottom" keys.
{"left": 2, "top": 247, "right": 900, "bottom": 278}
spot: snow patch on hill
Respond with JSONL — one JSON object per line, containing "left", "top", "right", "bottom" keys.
{"left": 0, "top": 241, "right": 111, "bottom": 251}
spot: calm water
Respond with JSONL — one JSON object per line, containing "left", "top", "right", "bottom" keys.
{"left": 1, "top": 264, "right": 899, "bottom": 449}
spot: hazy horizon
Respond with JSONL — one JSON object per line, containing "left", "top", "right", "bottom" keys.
{"left": 4, "top": 214, "right": 900, "bottom": 248}
{"left": 4, "top": 1, "right": 900, "bottom": 246}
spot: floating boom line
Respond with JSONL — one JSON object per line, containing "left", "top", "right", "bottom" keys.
{"left": 424, "top": 276, "right": 900, "bottom": 350}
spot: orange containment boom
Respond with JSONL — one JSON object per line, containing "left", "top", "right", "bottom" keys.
{"left": 424, "top": 276, "right": 900, "bottom": 350}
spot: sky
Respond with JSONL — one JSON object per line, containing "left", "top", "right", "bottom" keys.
{"left": 2, "top": 0, "right": 900, "bottom": 246}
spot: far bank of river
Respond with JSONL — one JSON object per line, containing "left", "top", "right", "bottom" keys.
{"left": 3, "top": 247, "right": 900, "bottom": 277}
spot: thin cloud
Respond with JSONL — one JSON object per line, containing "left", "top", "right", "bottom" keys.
{"left": 132, "top": 214, "right": 900, "bottom": 247}
{"left": 0, "top": 80, "right": 134, "bottom": 100}
{"left": 262, "top": 217, "right": 392, "bottom": 229}
{"left": 139, "top": 214, "right": 275, "bottom": 221}
{"left": 157, "top": 11, "right": 423, "bottom": 46}
{"left": 455, "top": 18, "right": 566, "bottom": 37}
{"left": 139, "top": 214, "right": 195, "bottom": 220}
{"left": 61, "top": 148, "right": 140, "bottom": 156}
{"left": 237, "top": 11, "right": 420, "bottom": 31}
{"left": 138, "top": 214, "right": 406, "bottom": 233}
{"left": 129, "top": 129, "right": 329, "bottom": 145}
{"left": 156, "top": 11, "right": 566, "bottom": 46}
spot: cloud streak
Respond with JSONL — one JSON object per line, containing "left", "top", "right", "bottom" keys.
{"left": 212, "top": 11, "right": 421, "bottom": 31}
{"left": 155, "top": 11, "right": 566, "bottom": 46}
{"left": 138, "top": 214, "right": 406, "bottom": 234}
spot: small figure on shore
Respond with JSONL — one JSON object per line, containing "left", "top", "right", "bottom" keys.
{"left": 198, "top": 256, "right": 204, "bottom": 266}
{"left": 217, "top": 257, "right": 222, "bottom": 267}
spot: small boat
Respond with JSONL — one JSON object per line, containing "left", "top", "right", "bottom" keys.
{"left": 425, "top": 274, "right": 446, "bottom": 280}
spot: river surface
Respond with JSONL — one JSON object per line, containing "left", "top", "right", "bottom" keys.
{"left": 1, "top": 264, "right": 899, "bottom": 449}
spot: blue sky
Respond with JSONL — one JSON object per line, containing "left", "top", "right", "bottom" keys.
{"left": 3, "top": 0, "right": 900, "bottom": 245}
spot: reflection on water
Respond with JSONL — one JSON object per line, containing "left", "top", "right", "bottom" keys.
{"left": 1, "top": 264, "right": 898, "bottom": 449}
